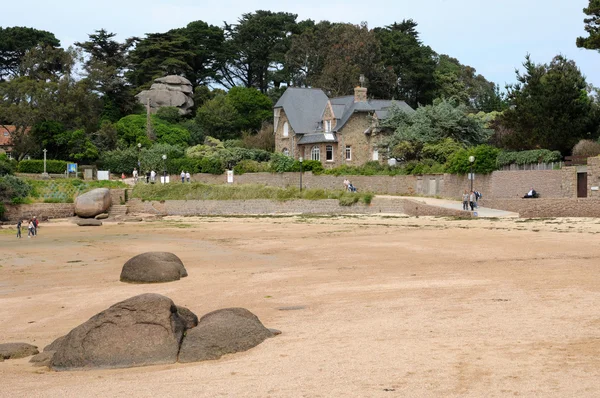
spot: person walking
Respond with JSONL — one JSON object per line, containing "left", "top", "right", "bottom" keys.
{"left": 133, "top": 168, "right": 138, "bottom": 183}
{"left": 146, "top": 171, "right": 150, "bottom": 183}
{"left": 343, "top": 178, "right": 350, "bottom": 191}
{"left": 27, "top": 220, "right": 34, "bottom": 238}
{"left": 462, "top": 190, "right": 469, "bottom": 211}
{"left": 185, "top": 171, "right": 191, "bottom": 183}
{"left": 33, "top": 216, "right": 38, "bottom": 236}
{"left": 150, "top": 170, "right": 156, "bottom": 183}
{"left": 181, "top": 170, "right": 185, "bottom": 183}
{"left": 469, "top": 191, "right": 476, "bottom": 211}
{"left": 16, "top": 219, "right": 22, "bottom": 238}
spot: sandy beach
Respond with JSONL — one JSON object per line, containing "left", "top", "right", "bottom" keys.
{"left": 1, "top": 215, "right": 600, "bottom": 397}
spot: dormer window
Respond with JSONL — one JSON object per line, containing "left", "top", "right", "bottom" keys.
{"left": 325, "top": 120, "right": 332, "bottom": 133}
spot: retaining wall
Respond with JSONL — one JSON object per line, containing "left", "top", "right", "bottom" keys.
{"left": 127, "top": 197, "right": 471, "bottom": 218}
{"left": 481, "top": 198, "right": 600, "bottom": 218}
{"left": 3, "top": 203, "right": 75, "bottom": 222}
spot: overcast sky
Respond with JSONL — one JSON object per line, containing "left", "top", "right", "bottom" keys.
{"left": 5, "top": 0, "right": 599, "bottom": 88}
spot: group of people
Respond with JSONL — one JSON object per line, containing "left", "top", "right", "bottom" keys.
{"left": 132, "top": 168, "right": 158, "bottom": 184}
{"left": 462, "top": 190, "right": 482, "bottom": 211}
{"left": 16, "top": 216, "right": 38, "bottom": 238}
{"left": 180, "top": 171, "right": 191, "bottom": 183}
{"left": 342, "top": 178, "right": 358, "bottom": 193}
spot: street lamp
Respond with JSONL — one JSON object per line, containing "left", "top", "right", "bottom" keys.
{"left": 137, "top": 143, "right": 142, "bottom": 168}
{"left": 162, "top": 154, "right": 167, "bottom": 184}
{"left": 299, "top": 157, "right": 303, "bottom": 192}
{"left": 468, "top": 155, "right": 475, "bottom": 193}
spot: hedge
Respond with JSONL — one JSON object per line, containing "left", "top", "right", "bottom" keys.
{"left": 17, "top": 160, "right": 68, "bottom": 174}
{"left": 496, "top": 150, "right": 562, "bottom": 167}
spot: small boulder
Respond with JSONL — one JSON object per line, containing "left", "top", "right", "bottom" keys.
{"left": 75, "top": 218, "right": 103, "bottom": 227}
{"left": 120, "top": 252, "right": 188, "bottom": 284}
{"left": 0, "top": 342, "right": 39, "bottom": 359}
{"left": 178, "top": 308, "right": 275, "bottom": 363}
{"left": 176, "top": 306, "right": 198, "bottom": 329}
{"left": 50, "top": 293, "right": 187, "bottom": 371}
{"left": 95, "top": 213, "right": 109, "bottom": 220}
{"left": 30, "top": 351, "right": 55, "bottom": 367}
{"left": 75, "top": 188, "right": 111, "bottom": 218}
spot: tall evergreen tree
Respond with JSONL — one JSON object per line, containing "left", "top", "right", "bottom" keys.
{"left": 577, "top": 0, "right": 600, "bottom": 51}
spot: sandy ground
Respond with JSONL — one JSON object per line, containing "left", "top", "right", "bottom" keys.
{"left": 1, "top": 215, "right": 600, "bottom": 397}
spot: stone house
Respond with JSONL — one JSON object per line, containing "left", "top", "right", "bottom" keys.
{"left": 0, "top": 125, "right": 15, "bottom": 159}
{"left": 274, "top": 86, "right": 414, "bottom": 167}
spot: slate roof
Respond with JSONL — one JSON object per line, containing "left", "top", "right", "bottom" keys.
{"left": 275, "top": 87, "right": 414, "bottom": 138}
{"left": 297, "top": 133, "right": 337, "bottom": 145}
{"left": 274, "top": 88, "right": 329, "bottom": 135}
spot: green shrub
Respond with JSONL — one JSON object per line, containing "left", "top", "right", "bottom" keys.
{"left": 17, "top": 160, "right": 68, "bottom": 174}
{"left": 270, "top": 153, "right": 296, "bottom": 173}
{"left": 496, "top": 149, "right": 562, "bottom": 167}
{"left": 233, "top": 160, "right": 270, "bottom": 175}
{"left": 0, "top": 202, "right": 4, "bottom": 219}
{"left": 446, "top": 145, "right": 500, "bottom": 174}
{"left": 338, "top": 193, "right": 360, "bottom": 206}
{"left": 362, "top": 193, "right": 374, "bottom": 205}
{"left": 0, "top": 154, "right": 16, "bottom": 175}
{"left": 0, "top": 175, "right": 33, "bottom": 202}
{"left": 43, "top": 198, "right": 63, "bottom": 203}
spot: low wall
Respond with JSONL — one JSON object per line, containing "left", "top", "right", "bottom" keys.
{"left": 171, "top": 169, "right": 577, "bottom": 201}
{"left": 2, "top": 203, "right": 75, "bottom": 223}
{"left": 127, "top": 197, "right": 471, "bottom": 218}
{"left": 481, "top": 198, "right": 600, "bottom": 218}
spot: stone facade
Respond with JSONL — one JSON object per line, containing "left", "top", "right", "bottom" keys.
{"left": 127, "top": 197, "right": 470, "bottom": 218}
{"left": 3, "top": 203, "right": 75, "bottom": 223}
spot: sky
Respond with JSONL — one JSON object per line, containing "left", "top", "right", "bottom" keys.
{"left": 4, "top": 0, "right": 599, "bottom": 89}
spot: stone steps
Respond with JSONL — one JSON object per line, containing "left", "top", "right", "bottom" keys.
{"left": 108, "top": 205, "right": 128, "bottom": 218}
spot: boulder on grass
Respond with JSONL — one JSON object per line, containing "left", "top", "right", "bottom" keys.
{"left": 0, "top": 342, "right": 39, "bottom": 359}
{"left": 50, "top": 293, "right": 187, "bottom": 371}
{"left": 178, "top": 308, "right": 275, "bottom": 363}
{"left": 75, "top": 218, "right": 103, "bottom": 226}
{"left": 120, "top": 252, "right": 187, "bottom": 284}
{"left": 75, "top": 188, "right": 111, "bottom": 218}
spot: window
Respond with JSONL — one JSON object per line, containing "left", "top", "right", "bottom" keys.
{"left": 3, "top": 132, "right": 8, "bottom": 136}
{"left": 372, "top": 149, "right": 379, "bottom": 161}
{"left": 326, "top": 145, "right": 333, "bottom": 161}
{"left": 311, "top": 146, "right": 320, "bottom": 161}
{"left": 345, "top": 146, "right": 352, "bottom": 161}
{"left": 282, "top": 148, "right": 289, "bottom": 156}
{"left": 325, "top": 120, "right": 332, "bottom": 132}
{"left": 283, "top": 122, "right": 289, "bottom": 137}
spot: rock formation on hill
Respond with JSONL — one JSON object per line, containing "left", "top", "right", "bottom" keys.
{"left": 136, "top": 76, "right": 194, "bottom": 115}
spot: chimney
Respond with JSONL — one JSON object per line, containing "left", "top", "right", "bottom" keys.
{"left": 354, "top": 86, "right": 367, "bottom": 103}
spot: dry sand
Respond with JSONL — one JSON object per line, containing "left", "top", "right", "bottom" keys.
{"left": 1, "top": 215, "right": 600, "bottom": 397}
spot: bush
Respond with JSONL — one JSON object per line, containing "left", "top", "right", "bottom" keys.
{"left": 0, "top": 175, "right": 33, "bottom": 202}
{"left": 98, "top": 148, "right": 137, "bottom": 175}
{"left": 572, "top": 140, "right": 600, "bottom": 157}
{"left": 496, "top": 149, "right": 562, "bottom": 167}
{"left": 17, "top": 160, "right": 68, "bottom": 174}
{"left": 233, "top": 160, "right": 271, "bottom": 175}
{"left": 446, "top": 145, "right": 500, "bottom": 174}
{"left": 0, "top": 202, "right": 4, "bottom": 220}
{"left": 0, "top": 154, "right": 16, "bottom": 175}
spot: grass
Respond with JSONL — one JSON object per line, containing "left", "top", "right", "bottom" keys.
{"left": 26, "top": 179, "right": 127, "bottom": 203}
{"left": 131, "top": 183, "right": 375, "bottom": 207}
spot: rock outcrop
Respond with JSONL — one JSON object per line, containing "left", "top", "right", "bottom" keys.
{"left": 120, "top": 252, "right": 188, "bottom": 284}
{"left": 50, "top": 294, "right": 187, "bottom": 371}
{"left": 75, "top": 218, "right": 103, "bottom": 227}
{"left": 178, "top": 308, "right": 275, "bottom": 363}
{"left": 0, "top": 342, "right": 39, "bottom": 360}
{"left": 75, "top": 188, "right": 111, "bottom": 218}
{"left": 135, "top": 76, "right": 194, "bottom": 115}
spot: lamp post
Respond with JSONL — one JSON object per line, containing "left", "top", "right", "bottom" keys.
{"left": 137, "top": 143, "right": 141, "bottom": 168}
{"left": 469, "top": 155, "right": 475, "bottom": 193}
{"left": 162, "top": 154, "right": 167, "bottom": 184}
{"left": 299, "top": 157, "right": 303, "bottom": 192}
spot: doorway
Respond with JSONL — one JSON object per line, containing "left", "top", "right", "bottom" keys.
{"left": 577, "top": 172, "right": 587, "bottom": 198}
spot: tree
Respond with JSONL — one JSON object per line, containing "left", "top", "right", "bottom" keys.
{"left": 76, "top": 29, "right": 137, "bottom": 121}
{"left": 498, "top": 55, "right": 595, "bottom": 154}
{"left": 287, "top": 22, "right": 394, "bottom": 97}
{"left": 375, "top": 20, "right": 437, "bottom": 106}
{"left": 220, "top": 11, "right": 298, "bottom": 92}
{"left": 226, "top": 87, "right": 272, "bottom": 131}
{"left": 195, "top": 94, "right": 240, "bottom": 140}
{"left": 576, "top": 0, "right": 600, "bottom": 51}
{"left": 0, "top": 26, "right": 60, "bottom": 81}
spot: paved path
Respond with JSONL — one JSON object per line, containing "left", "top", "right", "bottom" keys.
{"left": 377, "top": 196, "right": 519, "bottom": 218}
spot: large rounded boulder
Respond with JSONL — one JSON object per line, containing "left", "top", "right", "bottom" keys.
{"left": 178, "top": 308, "right": 275, "bottom": 363}
{"left": 50, "top": 294, "right": 188, "bottom": 371}
{"left": 75, "top": 188, "right": 111, "bottom": 218}
{"left": 120, "top": 252, "right": 188, "bottom": 284}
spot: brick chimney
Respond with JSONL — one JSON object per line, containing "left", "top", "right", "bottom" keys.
{"left": 354, "top": 86, "right": 367, "bottom": 103}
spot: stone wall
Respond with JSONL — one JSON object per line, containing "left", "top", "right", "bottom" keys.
{"left": 481, "top": 198, "right": 600, "bottom": 218}
{"left": 587, "top": 157, "right": 600, "bottom": 198}
{"left": 173, "top": 169, "right": 576, "bottom": 200}
{"left": 3, "top": 203, "right": 75, "bottom": 222}
{"left": 127, "top": 197, "right": 471, "bottom": 218}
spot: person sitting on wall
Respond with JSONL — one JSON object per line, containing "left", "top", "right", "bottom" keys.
{"left": 523, "top": 188, "right": 537, "bottom": 198}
